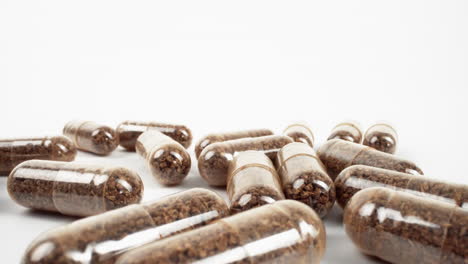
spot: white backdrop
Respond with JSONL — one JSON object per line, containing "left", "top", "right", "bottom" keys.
{"left": 1, "top": 0, "right": 467, "bottom": 263}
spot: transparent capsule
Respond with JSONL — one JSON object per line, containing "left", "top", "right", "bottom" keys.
{"left": 363, "top": 123, "right": 398, "bottom": 154}
{"left": 277, "top": 142, "right": 335, "bottom": 217}
{"left": 22, "top": 188, "right": 229, "bottom": 264}
{"left": 283, "top": 123, "right": 315, "bottom": 147}
{"left": 136, "top": 130, "right": 191, "bottom": 185}
{"left": 117, "top": 121, "right": 192, "bottom": 151}
{"left": 195, "top": 129, "right": 274, "bottom": 158}
{"left": 115, "top": 200, "right": 326, "bottom": 264}
{"left": 198, "top": 135, "right": 293, "bottom": 186}
{"left": 317, "top": 139, "right": 423, "bottom": 180}
{"left": 227, "top": 151, "right": 284, "bottom": 213}
{"left": 0, "top": 136, "right": 76, "bottom": 176}
{"left": 8, "top": 160, "right": 143, "bottom": 216}
{"left": 63, "top": 120, "right": 119, "bottom": 155}
{"left": 344, "top": 187, "right": 468, "bottom": 264}
{"left": 327, "top": 121, "right": 362, "bottom": 143}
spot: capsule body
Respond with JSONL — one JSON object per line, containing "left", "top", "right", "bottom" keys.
{"left": 8, "top": 160, "right": 143, "bottom": 216}
{"left": 283, "top": 123, "right": 315, "bottom": 147}
{"left": 327, "top": 121, "right": 362, "bottom": 143}
{"left": 117, "top": 121, "right": 192, "bottom": 151}
{"left": 63, "top": 120, "right": 119, "bottom": 155}
{"left": 116, "top": 200, "right": 326, "bottom": 264}
{"left": 344, "top": 187, "right": 468, "bottom": 264}
{"left": 136, "top": 130, "right": 191, "bottom": 185}
{"left": 227, "top": 151, "right": 284, "bottom": 213}
{"left": 195, "top": 129, "right": 274, "bottom": 158}
{"left": 198, "top": 135, "right": 293, "bottom": 186}
{"left": 317, "top": 139, "right": 423, "bottom": 180}
{"left": 0, "top": 136, "right": 76, "bottom": 176}
{"left": 363, "top": 123, "right": 398, "bottom": 154}
{"left": 22, "top": 188, "right": 229, "bottom": 264}
{"left": 277, "top": 142, "right": 335, "bottom": 217}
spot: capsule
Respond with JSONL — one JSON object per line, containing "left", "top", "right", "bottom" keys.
{"left": 198, "top": 135, "right": 293, "bottom": 186}
{"left": 327, "top": 121, "right": 362, "bottom": 143}
{"left": 117, "top": 121, "right": 192, "bottom": 151}
{"left": 136, "top": 130, "right": 191, "bottom": 185}
{"left": 363, "top": 123, "right": 398, "bottom": 154}
{"left": 194, "top": 128, "right": 274, "bottom": 158}
{"left": 116, "top": 200, "right": 326, "bottom": 264}
{"left": 8, "top": 160, "right": 143, "bottom": 216}
{"left": 22, "top": 188, "right": 229, "bottom": 264}
{"left": 227, "top": 151, "right": 284, "bottom": 213}
{"left": 283, "top": 123, "right": 315, "bottom": 147}
{"left": 317, "top": 139, "right": 423, "bottom": 180}
{"left": 63, "top": 120, "right": 119, "bottom": 155}
{"left": 277, "top": 142, "right": 335, "bottom": 217}
{"left": 344, "top": 187, "right": 468, "bottom": 264}
{"left": 0, "top": 136, "right": 76, "bottom": 176}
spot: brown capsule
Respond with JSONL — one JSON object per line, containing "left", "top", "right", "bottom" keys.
{"left": 115, "top": 200, "right": 326, "bottom": 264}
{"left": 63, "top": 120, "right": 119, "bottom": 155}
{"left": 22, "top": 188, "right": 229, "bottom": 264}
{"left": 117, "top": 121, "right": 192, "bottom": 151}
{"left": 8, "top": 160, "right": 143, "bottom": 217}
{"left": 277, "top": 142, "right": 336, "bottom": 217}
{"left": 344, "top": 187, "right": 468, "bottom": 264}
{"left": 283, "top": 123, "right": 315, "bottom": 147}
{"left": 363, "top": 123, "right": 398, "bottom": 154}
{"left": 0, "top": 136, "right": 76, "bottom": 176}
{"left": 194, "top": 128, "right": 274, "bottom": 158}
{"left": 198, "top": 135, "right": 293, "bottom": 187}
{"left": 227, "top": 151, "right": 284, "bottom": 213}
{"left": 317, "top": 139, "right": 423, "bottom": 180}
{"left": 327, "top": 121, "right": 363, "bottom": 143}
{"left": 136, "top": 130, "right": 191, "bottom": 185}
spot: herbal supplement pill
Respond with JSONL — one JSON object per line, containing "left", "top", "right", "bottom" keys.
{"left": 335, "top": 165, "right": 468, "bottom": 209}
{"left": 22, "top": 188, "right": 229, "bottom": 264}
{"left": 283, "top": 123, "right": 315, "bottom": 147}
{"left": 277, "top": 142, "right": 335, "bottom": 217}
{"left": 198, "top": 135, "right": 293, "bottom": 186}
{"left": 116, "top": 200, "right": 326, "bottom": 264}
{"left": 136, "top": 130, "right": 191, "bottom": 185}
{"left": 344, "top": 187, "right": 468, "bottom": 264}
{"left": 327, "top": 121, "right": 363, "bottom": 143}
{"left": 195, "top": 128, "right": 274, "bottom": 158}
{"left": 8, "top": 160, "right": 143, "bottom": 217}
{"left": 227, "top": 151, "right": 284, "bottom": 213}
{"left": 0, "top": 136, "right": 76, "bottom": 176}
{"left": 363, "top": 123, "right": 398, "bottom": 154}
{"left": 317, "top": 139, "right": 423, "bottom": 180}
{"left": 63, "top": 120, "right": 119, "bottom": 155}
{"left": 117, "top": 121, "right": 192, "bottom": 151}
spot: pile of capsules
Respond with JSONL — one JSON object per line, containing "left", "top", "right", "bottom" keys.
{"left": 1, "top": 120, "right": 467, "bottom": 264}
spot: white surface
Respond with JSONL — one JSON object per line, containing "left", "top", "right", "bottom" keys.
{"left": 1, "top": 0, "right": 467, "bottom": 263}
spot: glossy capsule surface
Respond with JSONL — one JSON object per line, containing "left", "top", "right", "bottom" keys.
{"left": 116, "top": 200, "right": 326, "bottom": 264}
{"left": 63, "top": 120, "right": 119, "bottom": 155}
{"left": 198, "top": 135, "right": 293, "bottom": 186}
{"left": 117, "top": 121, "right": 192, "bottom": 151}
{"left": 8, "top": 160, "right": 143, "bottom": 216}
{"left": 136, "top": 130, "right": 191, "bottom": 185}
{"left": 317, "top": 139, "right": 423, "bottom": 180}
{"left": 277, "top": 142, "right": 335, "bottom": 217}
{"left": 344, "top": 187, "right": 468, "bottom": 264}
{"left": 327, "top": 122, "right": 362, "bottom": 143}
{"left": 227, "top": 151, "right": 284, "bottom": 213}
{"left": 0, "top": 136, "right": 76, "bottom": 176}
{"left": 22, "top": 188, "right": 229, "bottom": 264}
{"left": 283, "top": 123, "right": 315, "bottom": 147}
{"left": 363, "top": 123, "right": 398, "bottom": 154}
{"left": 195, "top": 129, "right": 274, "bottom": 158}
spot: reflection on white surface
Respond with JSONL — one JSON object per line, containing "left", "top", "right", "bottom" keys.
{"left": 359, "top": 203, "right": 376, "bottom": 217}
{"left": 193, "top": 246, "right": 247, "bottom": 264}
{"left": 30, "top": 241, "right": 55, "bottom": 262}
{"left": 377, "top": 207, "right": 439, "bottom": 229}
{"left": 244, "top": 229, "right": 300, "bottom": 257}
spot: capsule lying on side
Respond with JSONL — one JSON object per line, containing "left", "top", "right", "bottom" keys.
{"left": 116, "top": 200, "right": 326, "bottom": 264}
{"left": 283, "top": 123, "right": 315, "bottom": 147}
{"left": 344, "top": 187, "right": 468, "bottom": 264}
{"left": 8, "top": 160, "right": 143, "bottom": 216}
{"left": 363, "top": 123, "right": 398, "bottom": 154}
{"left": 0, "top": 136, "right": 76, "bottom": 176}
{"left": 327, "top": 121, "right": 362, "bottom": 143}
{"left": 317, "top": 139, "right": 423, "bottom": 180}
{"left": 22, "top": 188, "right": 229, "bottom": 264}
{"left": 63, "top": 120, "right": 119, "bottom": 155}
